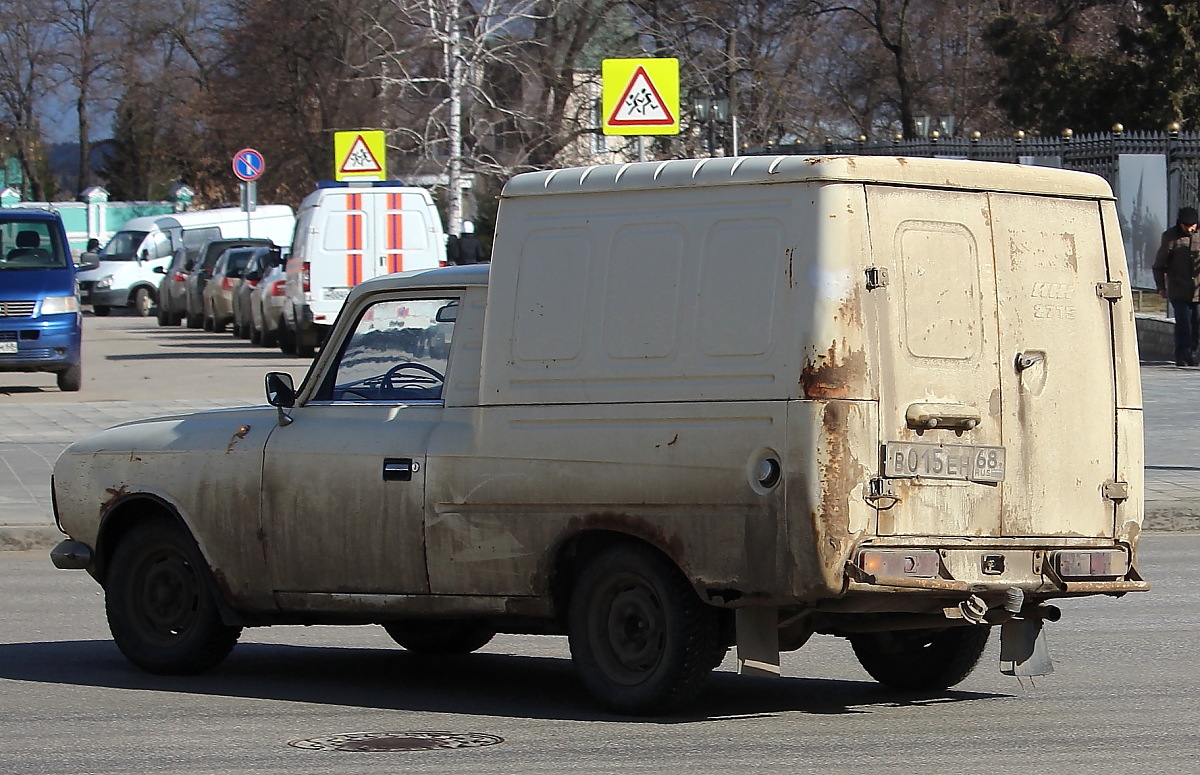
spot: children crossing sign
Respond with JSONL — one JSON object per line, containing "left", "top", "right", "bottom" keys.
{"left": 334, "top": 130, "right": 387, "bottom": 181}
{"left": 602, "top": 58, "right": 680, "bottom": 136}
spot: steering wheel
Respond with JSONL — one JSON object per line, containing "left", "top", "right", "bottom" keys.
{"left": 381, "top": 362, "right": 445, "bottom": 390}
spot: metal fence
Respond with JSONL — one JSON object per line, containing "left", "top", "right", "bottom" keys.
{"left": 763, "top": 130, "right": 1200, "bottom": 217}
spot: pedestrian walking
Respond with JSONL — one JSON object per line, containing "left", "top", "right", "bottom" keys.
{"left": 1154, "top": 206, "right": 1200, "bottom": 366}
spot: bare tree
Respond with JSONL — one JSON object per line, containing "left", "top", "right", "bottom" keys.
{"left": 49, "top": 0, "right": 127, "bottom": 193}
{"left": 0, "top": 1, "right": 59, "bottom": 199}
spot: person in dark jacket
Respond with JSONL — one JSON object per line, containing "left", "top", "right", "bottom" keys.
{"left": 1154, "top": 206, "right": 1200, "bottom": 366}
{"left": 452, "top": 220, "right": 489, "bottom": 264}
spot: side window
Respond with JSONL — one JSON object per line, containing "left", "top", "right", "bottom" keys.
{"left": 324, "top": 297, "right": 457, "bottom": 402}
{"left": 150, "top": 231, "right": 173, "bottom": 259}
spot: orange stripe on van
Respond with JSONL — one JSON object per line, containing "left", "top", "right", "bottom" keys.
{"left": 346, "top": 193, "right": 363, "bottom": 285}
{"left": 387, "top": 193, "right": 404, "bottom": 273}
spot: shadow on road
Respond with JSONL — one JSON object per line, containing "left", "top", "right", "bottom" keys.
{"left": 0, "top": 639, "right": 1007, "bottom": 723}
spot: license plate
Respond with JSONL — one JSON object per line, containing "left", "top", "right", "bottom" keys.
{"left": 883, "top": 441, "right": 1005, "bottom": 483}
{"left": 322, "top": 287, "right": 350, "bottom": 302}
{"left": 0, "top": 341, "right": 16, "bottom": 354}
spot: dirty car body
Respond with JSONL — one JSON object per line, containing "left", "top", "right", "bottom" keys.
{"left": 51, "top": 156, "right": 1147, "bottom": 715}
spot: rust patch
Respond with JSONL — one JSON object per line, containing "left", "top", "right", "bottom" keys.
{"left": 225, "top": 424, "right": 252, "bottom": 454}
{"left": 814, "top": 402, "right": 868, "bottom": 580}
{"left": 99, "top": 484, "right": 131, "bottom": 521}
{"left": 800, "top": 340, "right": 868, "bottom": 399}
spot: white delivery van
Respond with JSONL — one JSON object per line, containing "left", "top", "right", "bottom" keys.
{"left": 78, "top": 205, "right": 295, "bottom": 316}
{"left": 281, "top": 181, "right": 445, "bottom": 356}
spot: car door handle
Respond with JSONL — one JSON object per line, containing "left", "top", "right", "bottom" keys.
{"left": 382, "top": 458, "right": 420, "bottom": 481}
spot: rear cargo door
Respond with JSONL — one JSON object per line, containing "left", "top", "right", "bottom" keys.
{"left": 987, "top": 193, "right": 1117, "bottom": 537}
{"left": 869, "top": 186, "right": 1117, "bottom": 538}
{"left": 867, "top": 186, "right": 1006, "bottom": 537}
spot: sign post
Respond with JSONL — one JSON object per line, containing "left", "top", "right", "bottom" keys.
{"left": 232, "top": 148, "right": 264, "bottom": 220}
{"left": 602, "top": 58, "right": 680, "bottom": 159}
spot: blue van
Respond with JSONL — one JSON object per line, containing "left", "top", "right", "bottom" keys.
{"left": 0, "top": 209, "right": 85, "bottom": 391}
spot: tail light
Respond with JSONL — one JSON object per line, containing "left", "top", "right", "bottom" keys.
{"left": 302, "top": 262, "right": 311, "bottom": 293}
{"left": 221, "top": 277, "right": 236, "bottom": 291}
{"left": 245, "top": 279, "right": 259, "bottom": 289}
{"left": 172, "top": 271, "right": 187, "bottom": 282}
{"left": 270, "top": 280, "right": 287, "bottom": 297}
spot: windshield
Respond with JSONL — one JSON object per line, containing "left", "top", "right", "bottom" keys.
{"left": 0, "top": 219, "right": 68, "bottom": 271}
{"left": 100, "top": 230, "right": 149, "bottom": 261}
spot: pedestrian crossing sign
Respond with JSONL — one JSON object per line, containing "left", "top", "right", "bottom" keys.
{"left": 602, "top": 58, "right": 680, "bottom": 136}
{"left": 334, "top": 130, "right": 387, "bottom": 181}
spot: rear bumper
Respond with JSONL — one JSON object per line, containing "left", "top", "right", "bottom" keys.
{"left": 0, "top": 314, "right": 81, "bottom": 372}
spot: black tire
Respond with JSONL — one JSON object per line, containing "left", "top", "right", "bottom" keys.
{"left": 185, "top": 311, "right": 202, "bottom": 329}
{"left": 383, "top": 621, "right": 496, "bottom": 655}
{"left": 248, "top": 318, "right": 262, "bottom": 345}
{"left": 261, "top": 321, "right": 278, "bottom": 347}
{"left": 279, "top": 318, "right": 296, "bottom": 355}
{"left": 849, "top": 625, "right": 991, "bottom": 691}
{"left": 56, "top": 363, "right": 82, "bottom": 392}
{"left": 104, "top": 519, "right": 241, "bottom": 675}
{"left": 568, "top": 544, "right": 720, "bottom": 715}
{"left": 133, "top": 287, "right": 154, "bottom": 317}
{"left": 92, "top": 304, "right": 111, "bottom": 317}
{"left": 157, "top": 308, "right": 169, "bottom": 326}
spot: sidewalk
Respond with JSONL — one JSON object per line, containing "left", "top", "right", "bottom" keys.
{"left": 3, "top": 364, "right": 1199, "bottom": 551}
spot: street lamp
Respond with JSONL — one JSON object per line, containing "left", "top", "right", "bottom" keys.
{"left": 692, "top": 92, "right": 730, "bottom": 156}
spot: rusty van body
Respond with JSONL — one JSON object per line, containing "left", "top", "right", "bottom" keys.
{"left": 51, "top": 156, "right": 1147, "bottom": 715}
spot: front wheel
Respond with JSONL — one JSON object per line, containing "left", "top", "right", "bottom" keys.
{"left": 568, "top": 544, "right": 720, "bottom": 715}
{"left": 56, "top": 363, "right": 82, "bottom": 392}
{"left": 849, "top": 626, "right": 991, "bottom": 691}
{"left": 104, "top": 519, "right": 241, "bottom": 674}
{"left": 383, "top": 621, "right": 495, "bottom": 655}
{"left": 133, "top": 287, "right": 154, "bottom": 317}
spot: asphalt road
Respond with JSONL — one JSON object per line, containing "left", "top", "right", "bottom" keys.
{"left": 0, "top": 309, "right": 315, "bottom": 403}
{"left": 1, "top": 534, "right": 1196, "bottom": 775}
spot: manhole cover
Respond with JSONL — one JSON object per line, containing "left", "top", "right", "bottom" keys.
{"left": 289, "top": 731, "right": 504, "bottom": 752}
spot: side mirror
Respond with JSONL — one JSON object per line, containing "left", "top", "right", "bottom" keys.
{"left": 76, "top": 252, "right": 100, "bottom": 271}
{"left": 152, "top": 265, "right": 166, "bottom": 275}
{"left": 265, "top": 371, "right": 295, "bottom": 426}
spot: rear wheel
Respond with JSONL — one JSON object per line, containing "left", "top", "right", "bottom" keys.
{"left": 278, "top": 318, "right": 296, "bottom": 354}
{"left": 56, "top": 363, "right": 82, "bottom": 392}
{"left": 568, "top": 544, "right": 720, "bottom": 715}
{"left": 185, "top": 310, "right": 202, "bottom": 329}
{"left": 104, "top": 519, "right": 241, "bottom": 674}
{"left": 849, "top": 626, "right": 991, "bottom": 691}
{"left": 383, "top": 621, "right": 495, "bottom": 655}
{"left": 133, "top": 287, "right": 154, "bottom": 317}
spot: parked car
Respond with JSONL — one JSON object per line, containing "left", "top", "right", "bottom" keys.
{"left": 154, "top": 247, "right": 194, "bottom": 326}
{"left": 249, "top": 262, "right": 287, "bottom": 347}
{"left": 202, "top": 246, "right": 259, "bottom": 333}
{"left": 183, "top": 238, "right": 275, "bottom": 329}
{"left": 0, "top": 208, "right": 87, "bottom": 391}
{"left": 232, "top": 246, "right": 281, "bottom": 339}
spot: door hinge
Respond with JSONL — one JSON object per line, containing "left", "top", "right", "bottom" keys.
{"left": 1096, "top": 281, "right": 1123, "bottom": 301}
{"left": 1103, "top": 481, "right": 1129, "bottom": 501}
{"left": 865, "top": 267, "right": 889, "bottom": 290}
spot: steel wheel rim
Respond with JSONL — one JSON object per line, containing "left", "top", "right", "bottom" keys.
{"left": 133, "top": 547, "right": 201, "bottom": 639}
{"left": 589, "top": 571, "right": 666, "bottom": 686}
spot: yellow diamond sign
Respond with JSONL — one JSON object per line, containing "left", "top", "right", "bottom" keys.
{"left": 602, "top": 58, "right": 680, "bottom": 136}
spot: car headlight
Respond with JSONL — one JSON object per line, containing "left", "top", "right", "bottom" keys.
{"left": 94, "top": 274, "right": 114, "bottom": 290}
{"left": 40, "top": 295, "right": 81, "bottom": 315}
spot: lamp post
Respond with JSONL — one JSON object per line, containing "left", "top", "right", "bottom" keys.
{"left": 692, "top": 92, "right": 730, "bottom": 157}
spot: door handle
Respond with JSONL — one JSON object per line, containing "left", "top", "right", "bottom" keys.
{"left": 382, "top": 458, "right": 420, "bottom": 481}
{"left": 905, "top": 402, "right": 981, "bottom": 431}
